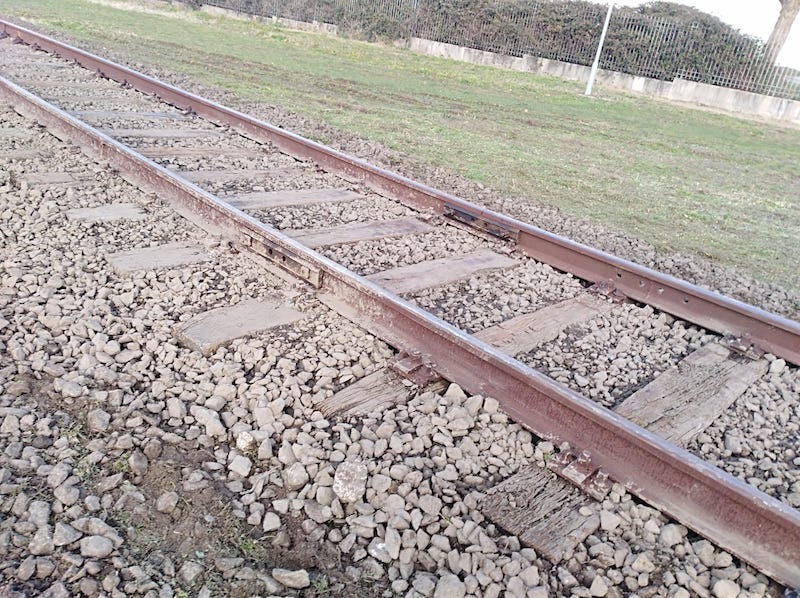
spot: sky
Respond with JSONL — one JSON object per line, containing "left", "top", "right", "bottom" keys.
{"left": 611, "top": 0, "right": 800, "bottom": 68}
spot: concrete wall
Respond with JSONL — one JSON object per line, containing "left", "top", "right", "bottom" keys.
{"left": 666, "top": 79, "right": 800, "bottom": 122}
{"left": 409, "top": 38, "right": 800, "bottom": 124}
{"left": 191, "top": 5, "right": 799, "bottom": 124}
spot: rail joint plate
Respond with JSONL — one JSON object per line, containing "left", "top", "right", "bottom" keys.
{"left": 240, "top": 231, "right": 322, "bottom": 288}
{"left": 444, "top": 204, "right": 520, "bottom": 242}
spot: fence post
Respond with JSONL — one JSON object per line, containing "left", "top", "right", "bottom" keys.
{"left": 585, "top": 2, "right": 614, "bottom": 96}
{"left": 408, "top": 0, "right": 419, "bottom": 40}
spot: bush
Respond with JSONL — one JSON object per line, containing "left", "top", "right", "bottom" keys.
{"left": 193, "top": 0, "right": 798, "bottom": 96}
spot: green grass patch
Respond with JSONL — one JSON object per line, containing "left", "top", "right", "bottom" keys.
{"left": 5, "top": 0, "right": 800, "bottom": 290}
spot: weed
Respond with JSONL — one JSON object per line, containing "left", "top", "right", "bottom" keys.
{"left": 113, "top": 455, "right": 131, "bottom": 474}
{"left": 311, "top": 573, "right": 330, "bottom": 595}
{"left": 74, "top": 457, "right": 99, "bottom": 481}
{"left": 110, "top": 509, "right": 132, "bottom": 529}
{"left": 62, "top": 421, "right": 86, "bottom": 445}
{"left": 236, "top": 535, "right": 261, "bottom": 558}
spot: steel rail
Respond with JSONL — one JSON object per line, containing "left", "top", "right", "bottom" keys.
{"left": 2, "top": 69, "right": 800, "bottom": 586}
{"left": 2, "top": 18, "right": 798, "bottom": 365}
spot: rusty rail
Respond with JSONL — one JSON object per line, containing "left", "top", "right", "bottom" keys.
{"left": 2, "top": 25, "right": 800, "bottom": 586}
{"left": 2, "top": 19, "right": 798, "bottom": 366}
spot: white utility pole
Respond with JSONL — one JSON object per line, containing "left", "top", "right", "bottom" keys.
{"left": 585, "top": 3, "right": 614, "bottom": 96}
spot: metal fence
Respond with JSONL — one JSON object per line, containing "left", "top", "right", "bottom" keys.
{"left": 194, "top": 0, "right": 800, "bottom": 101}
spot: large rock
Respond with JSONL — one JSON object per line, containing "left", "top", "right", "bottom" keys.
{"left": 333, "top": 461, "right": 368, "bottom": 503}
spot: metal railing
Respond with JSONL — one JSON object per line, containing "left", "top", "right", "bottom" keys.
{"left": 194, "top": 0, "right": 800, "bottom": 101}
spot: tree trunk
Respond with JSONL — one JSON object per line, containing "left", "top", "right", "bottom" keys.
{"left": 766, "top": 0, "right": 800, "bottom": 64}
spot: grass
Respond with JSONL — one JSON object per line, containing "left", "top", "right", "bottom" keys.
{"left": 4, "top": 0, "right": 800, "bottom": 291}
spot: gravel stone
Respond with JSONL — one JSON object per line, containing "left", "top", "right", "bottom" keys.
{"left": 590, "top": 576, "right": 609, "bottom": 596}
{"left": 367, "top": 537, "right": 391, "bottom": 563}
{"left": 412, "top": 572, "right": 438, "bottom": 597}
{"left": 418, "top": 494, "right": 442, "bottom": 516}
{"left": 769, "top": 359, "right": 786, "bottom": 374}
{"left": 80, "top": 536, "right": 114, "bottom": 558}
{"left": 600, "top": 510, "right": 621, "bottom": 531}
{"left": 693, "top": 540, "right": 717, "bottom": 567}
{"left": 86, "top": 409, "right": 110, "bottom": 432}
{"left": 284, "top": 462, "right": 310, "bottom": 491}
{"left": 433, "top": 573, "right": 466, "bottom": 598}
{"left": 631, "top": 553, "right": 656, "bottom": 573}
{"left": 384, "top": 527, "right": 401, "bottom": 560}
{"left": 47, "top": 464, "right": 71, "bottom": 488}
{"left": 53, "top": 483, "right": 80, "bottom": 506}
{"left": 28, "top": 527, "right": 55, "bottom": 556}
{"left": 659, "top": 523, "right": 686, "bottom": 547}
{"left": 179, "top": 561, "right": 204, "bottom": 585}
{"left": 190, "top": 406, "right": 226, "bottom": 438}
{"left": 304, "top": 500, "right": 332, "bottom": 524}
{"left": 60, "top": 381, "right": 83, "bottom": 398}
{"left": 156, "top": 491, "right": 180, "bottom": 514}
{"left": 228, "top": 454, "right": 252, "bottom": 478}
{"left": 72, "top": 518, "right": 123, "bottom": 547}
{"left": 272, "top": 568, "right": 310, "bottom": 589}
{"left": 262, "top": 512, "right": 281, "bottom": 532}
{"left": 128, "top": 450, "right": 148, "bottom": 476}
{"left": 712, "top": 579, "right": 741, "bottom": 598}
{"left": 519, "top": 565, "right": 540, "bottom": 587}
{"left": 28, "top": 500, "right": 51, "bottom": 528}
{"left": 16, "top": 556, "right": 36, "bottom": 581}
{"left": 53, "top": 522, "right": 83, "bottom": 546}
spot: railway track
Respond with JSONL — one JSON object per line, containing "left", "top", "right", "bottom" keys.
{"left": 0, "top": 18, "right": 799, "bottom": 596}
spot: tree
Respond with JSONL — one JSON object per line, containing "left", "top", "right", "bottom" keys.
{"left": 766, "top": 0, "right": 800, "bottom": 63}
